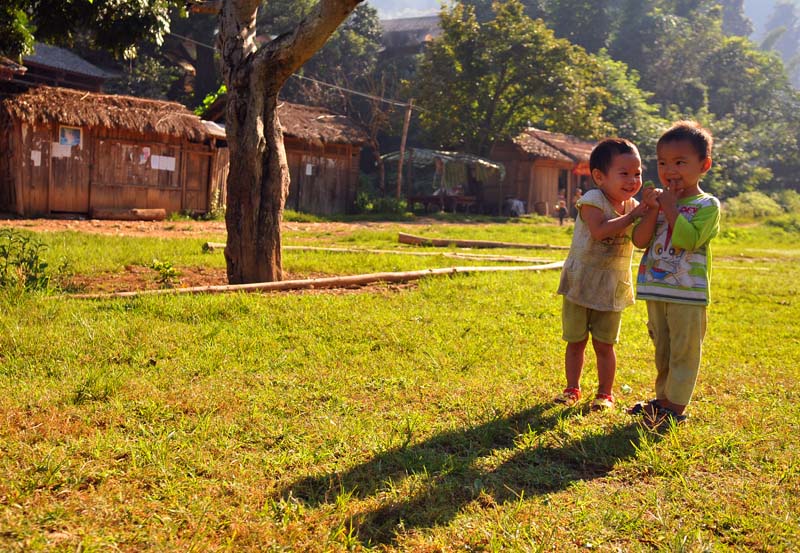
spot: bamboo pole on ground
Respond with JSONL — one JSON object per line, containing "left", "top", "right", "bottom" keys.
{"left": 398, "top": 232, "right": 570, "bottom": 250}
{"left": 202, "top": 242, "right": 552, "bottom": 263}
{"left": 62, "top": 262, "right": 564, "bottom": 300}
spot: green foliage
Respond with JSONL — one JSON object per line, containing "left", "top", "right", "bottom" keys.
{"left": 414, "top": 0, "right": 617, "bottom": 155}
{"left": 0, "top": 228, "right": 50, "bottom": 291}
{"left": 764, "top": 1, "right": 800, "bottom": 88}
{"left": 765, "top": 215, "right": 800, "bottom": 233}
{"left": 772, "top": 189, "right": 800, "bottom": 213}
{"left": 0, "top": 5, "right": 34, "bottom": 57}
{"left": 592, "top": 50, "right": 666, "bottom": 167}
{"left": 195, "top": 84, "right": 227, "bottom": 117}
{"left": 105, "top": 55, "right": 183, "bottom": 100}
{"left": 354, "top": 191, "right": 408, "bottom": 215}
{"left": 723, "top": 191, "right": 784, "bottom": 219}
{"left": 261, "top": 2, "right": 382, "bottom": 114}
{"left": 0, "top": 0, "right": 183, "bottom": 59}
{"left": 150, "top": 259, "right": 180, "bottom": 288}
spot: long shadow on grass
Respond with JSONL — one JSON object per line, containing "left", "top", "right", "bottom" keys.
{"left": 280, "top": 404, "right": 648, "bottom": 546}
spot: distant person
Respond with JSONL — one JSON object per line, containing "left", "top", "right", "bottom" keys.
{"left": 555, "top": 138, "right": 653, "bottom": 411}
{"left": 557, "top": 200, "right": 568, "bottom": 225}
{"left": 629, "top": 121, "right": 720, "bottom": 429}
{"left": 571, "top": 188, "right": 583, "bottom": 220}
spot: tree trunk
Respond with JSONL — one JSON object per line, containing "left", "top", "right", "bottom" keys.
{"left": 220, "top": 0, "right": 363, "bottom": 284}
{"left": 224, "top": 89, "right": 287, "bottom": 283}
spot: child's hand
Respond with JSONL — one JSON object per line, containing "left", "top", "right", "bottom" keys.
{"left": 642, "top": 187, "right": 661, "bottom": 209}
{"left": 630, "top": 201, "right": 650, "bottom": 219}
{"left": 658, "top": 188, "right": 678, "bottom": 211}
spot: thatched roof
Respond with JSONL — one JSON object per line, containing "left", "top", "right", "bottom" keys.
{"left": 277, "top": 101, "right": 368, "bottom": 146}
{"left": 1, "top": 86, "right": 211, "bottom": 141}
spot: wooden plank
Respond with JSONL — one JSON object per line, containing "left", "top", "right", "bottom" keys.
{"left": 398, "top": 232, "right": 570, "bottom": 250}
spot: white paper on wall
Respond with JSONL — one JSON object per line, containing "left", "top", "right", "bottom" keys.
{"left": 30, "top": 150, "right": 41, "bottom": 167}
{"left": 160, "top": 156, "right": 176, "bottom": 171}
{"left": 151, "top": 155, "right": 176, "bottom": 171}
{"left": 51, "top": 142, "right": 72, "bottom": 158}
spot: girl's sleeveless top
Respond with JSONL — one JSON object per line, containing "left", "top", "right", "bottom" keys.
{"left": 557, "top": 188, "right": 637, "bottom": 312}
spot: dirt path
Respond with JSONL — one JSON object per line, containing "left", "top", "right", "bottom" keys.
{"left": 0, "top": 215, "right": 427, "bottom": 239}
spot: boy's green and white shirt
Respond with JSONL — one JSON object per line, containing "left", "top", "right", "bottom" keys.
{"left": 636, "top": 192, "right": 720, "bottom": 305}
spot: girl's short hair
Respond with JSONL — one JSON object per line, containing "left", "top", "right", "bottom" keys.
{"left": 658, "top": 120, "right": 713, "bottom": 160}
{"left": 589, "top": 138, "right": 639, "bottom": 180}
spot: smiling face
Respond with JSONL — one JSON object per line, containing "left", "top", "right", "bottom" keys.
{"left": 592, "top": 152, "right": 643, "bottom": 210}
{"left": 657, "top": 140, "right": 712, "bottom": 199}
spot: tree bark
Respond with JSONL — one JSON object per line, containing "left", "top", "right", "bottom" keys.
{"left": 219, "top": 0, "right": 363, "bottom": 284}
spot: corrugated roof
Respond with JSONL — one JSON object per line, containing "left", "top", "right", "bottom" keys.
{"left": 380, "top": 16, "right": 441, "bottom": 34}
{"left": 23, "top": 43, "right": 111, "bottom": 79}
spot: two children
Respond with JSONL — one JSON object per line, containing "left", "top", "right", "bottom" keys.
{"left": 555, "top": 121, "right": 720, "bottom": 428}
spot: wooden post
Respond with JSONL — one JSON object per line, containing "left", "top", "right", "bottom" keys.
{"left": 396, "top": 99, "right": 414, "bottom": 199}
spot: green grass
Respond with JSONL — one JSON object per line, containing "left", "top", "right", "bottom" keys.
{"left": 0, "top": 217, "right": 798, "bottom": 551}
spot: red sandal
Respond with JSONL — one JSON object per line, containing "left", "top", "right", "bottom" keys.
{"left": 554, "top": 387, "right": 581, "bottom": 406}
{"left": 591, "top": 393, "right": 615, "bottom": 411}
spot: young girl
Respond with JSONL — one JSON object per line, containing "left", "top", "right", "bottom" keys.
{"left": 554, "top": 138, "right": 654, "bottom": 410}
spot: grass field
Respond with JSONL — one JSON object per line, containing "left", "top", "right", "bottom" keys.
{"left": 0, "top": 215, "right": 798, "bottom": 551}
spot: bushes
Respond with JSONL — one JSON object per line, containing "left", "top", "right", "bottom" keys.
{"left": 723, "top": 191, "right": 784, "bottom": 218}
{"left": 0, "top": 228, "right": 50, "bottom": 291}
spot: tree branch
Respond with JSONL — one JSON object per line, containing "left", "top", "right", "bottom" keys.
{"left": 255, "top": 0, "right": 363, "bottom": 85}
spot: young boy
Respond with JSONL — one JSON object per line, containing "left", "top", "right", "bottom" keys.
{"left": 630, "top": 121, "right": 721, "bottom": 428}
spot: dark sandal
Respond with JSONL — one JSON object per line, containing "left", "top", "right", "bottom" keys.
{"left": 627, "top": 398, "right": 659, "bottom": 416}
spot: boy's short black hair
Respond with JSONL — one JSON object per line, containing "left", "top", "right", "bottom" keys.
{"left": 589, "top": 138, "right": 639, "bottom": 183}
{"left": 658, "top": 120, "right": 713, "bottom": 160}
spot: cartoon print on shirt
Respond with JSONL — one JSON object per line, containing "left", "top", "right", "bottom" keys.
{"left": 645, "top": 238, "right": 689, "bottom": 286}
{"left": 639, "top": 204, "right": 705, "bottom": 289}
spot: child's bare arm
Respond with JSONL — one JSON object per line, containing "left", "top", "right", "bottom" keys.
{"left": 580, "top": 204, "right": 641, "bottom": 242}
{"left": 633, "top": 206, "right": 659, "bottom": 248}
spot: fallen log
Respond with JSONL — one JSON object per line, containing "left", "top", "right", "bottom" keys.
{"left": 398, "top": 232, "right": 570, "bottom": 250}
{"left": 62, "top": 262, "right": 564, "bottom": 300}
{"left": 202, "top": 242, "right": 551, "bottom": 263}
{"left": 91, "top": 208, "right": 167, "bottom": 221}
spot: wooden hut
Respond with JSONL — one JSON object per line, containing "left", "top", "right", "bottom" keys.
{"left": 490, "top": 128, "right": 595, "bottom": 216}
{"left": 0, "top": 86, "right": 228, "bottom": 218}
{"left": 204, "top": 98, "right": 368, "bottom": 215}
{"left": 279, "top": 102, "right": 368, "bottom": 215}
